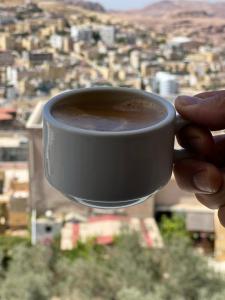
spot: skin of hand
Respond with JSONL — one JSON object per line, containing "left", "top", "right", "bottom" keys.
{"left": 174, "top": 90, "right": 225, "bottom": 227}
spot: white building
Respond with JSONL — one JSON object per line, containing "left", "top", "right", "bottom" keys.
{"left": 154, "top": 72, "right": 179, "bottom": 97}
{"left": 168, "top": 36, "right": 191, "bottom": 48}
{"left": 50, "top": 34, "right": 63, "bottom": 50}
{"left": 100, "top": 26, "right": 115, "bottom": 46}
{"left": 0, "top": 12, "right": 14, "bottom": 25}
{"left": 130, "top": 50, "right": 140, "bottom": 70}
{"left": 71, "top": 26, "right": 93, "bottom": 42}
{"left": 6, "top": 66, "right": 18, "bottom": 87}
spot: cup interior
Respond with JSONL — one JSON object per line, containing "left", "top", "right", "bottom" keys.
{"left": 49, "top": 88, "right": 169, "bottom": 133}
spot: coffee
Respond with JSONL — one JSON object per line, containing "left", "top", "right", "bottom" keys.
{"left": 52, "top": 96, "right": 167, "bottom": 132}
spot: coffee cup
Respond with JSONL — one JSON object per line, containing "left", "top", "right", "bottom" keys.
{"left": 43, "top": 87, "right": 189, "bottom": 209}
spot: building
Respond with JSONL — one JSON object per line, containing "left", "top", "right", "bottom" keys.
{"left": 36, "top": 217, "right": 62, "bottom": 245}
{"left": 0, "top": 134, "right": 28, "bottom": 162}
{"left": 63, "top": 36, "right": 73, "bottom": 53}
{"left": 0, "top": 52, "right": 14, "bottom": 87}
{"left": 130, "top": 50, "right": 140, "bottom": 70}
{"left": 27, "top": 52, "right": 53, "bottom": 67}
{"left": 61, "top": 215, "right": 163, "bottom": 250}
{"left": 0, "top": 108, "right": 24, "bottom": 131}
{"left": 6, "top": 67, "right": 18, "bottom": 87}
{"left": 155, "top": 174, "right": 216, "bottom": 253}
{"left": 0, "top": 161, "right": 29, "bottom": 231}
{"left": 100, "top": 26, "right": 115, "bottom": 47}
{"left": 0, "top": 34, "right": 14, "bottom": 51}
{"left": 50, "top": 34, "right": 63, "bottom": 50}
{"left": 21, "top": 36, "right": 39, "bottom": 51}
{"left": 168, "top": 36, "right": 202, "bottom": 54}
{"left": 0, "top": 12, "right": 15, "bottom": 25}
{"left": 0, "top": 52, "right": 14, "bottom": 67}
{"left": 71, "top": 26, "right": 93, "bottom": 42}
{"left": 0, "top": 120, "right": 29, "bottom": 232}
{"left": 154, "top": 72, "right": 179, "bottom": 97}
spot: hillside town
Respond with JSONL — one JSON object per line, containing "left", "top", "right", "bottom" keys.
{"left": 0, "top": 0, "right": 225, "bottom": 263}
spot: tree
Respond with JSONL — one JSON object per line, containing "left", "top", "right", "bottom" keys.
{"left": 54, "top": 232, "right": 225, "bottom": 300}
{"left": 1, "top": 232, "right": 225, "bottom": 300}
{"left": 0, "top": 245, "right": 53, "bottom": 300}
{"left": 159, "top": 213, "right": 190, "bottom": 241}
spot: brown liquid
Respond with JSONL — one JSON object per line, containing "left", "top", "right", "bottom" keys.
{"left": 52, "top": 98, "right": 167, "bottom": 132}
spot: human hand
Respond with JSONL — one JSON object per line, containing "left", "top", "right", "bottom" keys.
{"left": 174, "top": 90, "right": 225, "bottom": 227}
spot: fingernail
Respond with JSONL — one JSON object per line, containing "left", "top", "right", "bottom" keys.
{"left": 176, "top": 96, "right": 200, "bottom": 107}
{"left": 193, "top": 170, "right": 219, "bottom": 193}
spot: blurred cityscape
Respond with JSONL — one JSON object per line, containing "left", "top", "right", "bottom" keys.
{"left": 0, "top": 0, "right": 225, "bottom": 268}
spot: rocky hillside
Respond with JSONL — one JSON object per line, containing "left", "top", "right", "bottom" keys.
{"left": 65, "top": 0, "right": 105, "bottom": 12}
{"left": 114, "top": 0, "right": 225, "bottom": 45}
{"left": 139, "top": 0, "right": 225, "bottom": 18}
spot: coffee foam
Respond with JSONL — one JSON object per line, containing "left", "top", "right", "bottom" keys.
{"left": 52, "top": 97, "right": 167, "bottom": 132}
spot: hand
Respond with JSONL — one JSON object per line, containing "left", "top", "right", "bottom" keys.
{"left": 174, "top": 90, "right": 225, "bottom": 227}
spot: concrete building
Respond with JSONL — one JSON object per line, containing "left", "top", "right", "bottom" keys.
{"left": 21, "top": 36, "right": 39, "bottom": 51}
{"left": 71, "top": 26, "right": 93, "bottom": 42}
{"left": 63, "top": 37, "right": 73, "bottom": 53}
{"left": 154, "top": 72, "right": 179, "bottom": 97}
{"left": 0, "top": 161, "right": 29, "bottom": 230}
{"left": 0, "top": 33, "right": 14, "bottom": 51}
{"left": 61, "top": 215, "right": 163, "bottom": 250}
{"left": 130, "top": 50, "right": 140, "bottom": 70}
{"left": 50, "top": 34, "right": 63, "bottom": 50}
{"left": 155, "top": 170, "right": 225, "bottom": 258}
{"left": 0, "top": 134, "right": 28, "bottom": 162}
{"left": 27, "top": 52, "right": 53, "bottom": 67}
{"left": 100, "top": 26, "right": 115, "bottom": 47}
{"left": 36, "top": 217, "right": 61, "bottom": 245}
{"left": 0, "top": 12, "right": 15, "bottom": 25}
{"left": 6, "top": 67, "right": 18, "bottom": 87}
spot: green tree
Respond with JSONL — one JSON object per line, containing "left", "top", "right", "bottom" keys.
{"left": 159, "top": 214, "right": 190, "bottom": 241}
{"left": 0, "top": 245, "right": 53, "bottom": 300}
{"left": 1, "top": 232, "right": 225, "bottom": 300}
{"left": 54, "top": 232, "right": 225, "bottom": 300}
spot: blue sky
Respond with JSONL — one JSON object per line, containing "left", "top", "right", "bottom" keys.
{"left": 90, "top": 0, "right": 221, "bottom": 10}
{"left": 90, "top": 0, "right": 156, "bottom": 10}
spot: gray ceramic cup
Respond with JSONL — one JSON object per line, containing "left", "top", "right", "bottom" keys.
{"left": 43, "top": 87, "right": 189, "bottom": 209}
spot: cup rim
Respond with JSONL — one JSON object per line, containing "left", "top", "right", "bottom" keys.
{"left": 43, "top": 87, "right": 176, "bottom": 136}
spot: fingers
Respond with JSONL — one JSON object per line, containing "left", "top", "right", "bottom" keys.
{"left": 218, "top": 206, "right": 225, "bottom": 227}
{"left": 195, "top": 90, "right": 225, "bottom": 99}
{"left": 174, "top": 159, "right": 223, "bottom": 194}
{"left": 176, "top": 126, "right": 225, "bottom": 166}
{"left": 213, "top": 135, "right": 225, "bottom": 165}
{"left": 176, "top": 125, "right": 214, "bottom": 160}
{"left": 175, "top": 91, "right": 225, "bottom": 130}
{"left": 196, "top": 174, "right": 225, "bottom": 209}
{"left": 175, "top": 91, "right": 225, "bottom": 226}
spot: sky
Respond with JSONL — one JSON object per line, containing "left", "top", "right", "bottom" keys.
{"left": 89, "top": 0, "right": 222, "bottom": 11}
{"left": 89, "top": 0, "right": 156, "bottom": 10}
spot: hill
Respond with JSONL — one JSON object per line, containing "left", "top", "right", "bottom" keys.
{"left": 141, "top": 0, "right": 225, "bottom": 17}
{"left": 114, "top": 0, "right": 225, "bottom": 45}
{"left": 65, "top": 0, "right": 105, "bottom": 12}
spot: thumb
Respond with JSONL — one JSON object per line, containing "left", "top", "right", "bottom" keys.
{"left": 175, "top": 93, "right": 225, "bottom": 130}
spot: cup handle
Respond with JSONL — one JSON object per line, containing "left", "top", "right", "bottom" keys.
{"left": 174, "top": 114, "right": 195, "bottom": 162}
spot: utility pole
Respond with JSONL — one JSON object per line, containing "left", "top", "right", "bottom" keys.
{"left": 31, "top": 209, "right": 37, "bottom": 245}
